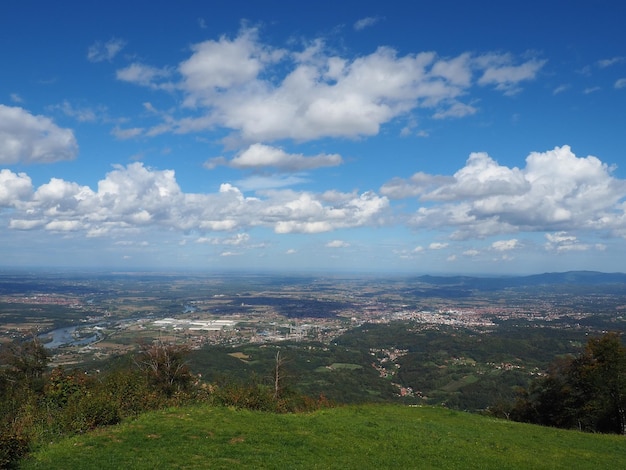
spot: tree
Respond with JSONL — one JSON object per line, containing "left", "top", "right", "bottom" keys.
{"left": 273, "top": 350, "right": 286, "bottom": 400}
{"left": 1, "top": 337, "right": 48, "bottom": 387}
{"left": 134, "top": 338, "right": 193, "bottom": 397}
{"left": 575, "top": 332, "right": 626, "bottom": 433}
{"left": 510, "top": 332, "right": 626, "bottom": 434}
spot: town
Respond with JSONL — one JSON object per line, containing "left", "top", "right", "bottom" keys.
{"left": 1, "top": 271, "right": 623, "bottom": 369}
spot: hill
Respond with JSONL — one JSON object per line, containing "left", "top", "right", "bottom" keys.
{"left": 21, "top": 404, "right": 625, "bottom": 469}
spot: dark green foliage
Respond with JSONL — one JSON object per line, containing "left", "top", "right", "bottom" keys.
{"left": 510, "top": 332, "right": 626, "bottom": 434}
{"left": 96, "top": 368, "right": 164, "bottom": 417}
{"left": 0, "top": 339, "right": 50, "bottom": 468}
{"left": 0, "top": 432, "right": 29, "bottom": 469}
{"left": 0, "top": 337, "right": 48, "bottom": 389}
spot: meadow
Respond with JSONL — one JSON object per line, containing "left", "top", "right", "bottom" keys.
{"left": 22, "top": 404, "right": 626, "bottom": 469}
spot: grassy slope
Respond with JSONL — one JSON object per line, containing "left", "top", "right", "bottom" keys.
{"left": 22, "top": 404, "right": 625, "bottom": 470}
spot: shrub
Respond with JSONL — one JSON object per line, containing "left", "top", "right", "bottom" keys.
{"left": 60, "top": 394, "right": 121, "bottom": 433}
{"left": 0, "top": 430, "right": 29, "bottom": 469}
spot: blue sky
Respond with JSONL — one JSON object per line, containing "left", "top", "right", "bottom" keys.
{"left": 2, "top": 0, "right": 626, "bottom": 274}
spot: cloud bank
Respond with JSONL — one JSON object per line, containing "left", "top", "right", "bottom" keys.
{"left": 1, "top": 146, "right": 625, "bottom": 248}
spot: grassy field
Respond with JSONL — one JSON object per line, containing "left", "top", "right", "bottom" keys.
{"left": 21, "top": 404, "right": 625, "bottom": 469}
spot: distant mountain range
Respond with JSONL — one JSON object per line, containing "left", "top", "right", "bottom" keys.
{"left": 413, "top": 271, "right": 626, "bottom": 291}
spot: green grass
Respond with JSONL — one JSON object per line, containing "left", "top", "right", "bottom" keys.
{"left": 441, "top": 374, "right": 480, "bottom": 392}
{"left": 22, "top": 404, "right": 625, "bottom": 470}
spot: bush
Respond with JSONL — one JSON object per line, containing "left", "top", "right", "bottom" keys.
{"left": 61, "top": 395, "right": 121, "bottom": 433}
{"left": 212, "top": 382, "right": 277, "bottom": 411}
{"left": 0, "top": 430, "right": 29, "bottom": 469}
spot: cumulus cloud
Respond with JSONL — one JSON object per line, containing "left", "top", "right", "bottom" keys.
{"left": 5, "top": 142, "right": 622, "bottom": 254}
{"left": 0, "top": 169, "right": 33, "bottom": 206}
{"left": 0, "top": 105, "right": 78, "bottom": 164}
{"left": 388, "top": 145, "right": 626, "bottom": 239}
{"left": 205, "top": 143, "right": 342, "bottom": 171}
{"left": 179, "top": 27, "right": 284, "bottom": 104}
{"left": 87, "top": 38, "right": 126, "bottom": 63}
{"left": 491, "top": 239, "right": 519, "bottom": 251}
{"left": 196, "top": 233, "right": 250, "bottom": 245}
{"left": 429, "top": 242, "right": 448, "bottom": 250}
{"left": 116, "top": 27, "right": 544, "bottom": 143}
{"left": 1, "top": 163, "right": 388, "bottom": 236}
{"left": 615, "top": 78, "right": 626, "bottom": 89}
{"left": 544, "top": 232, "right": 590, "bottom": 252}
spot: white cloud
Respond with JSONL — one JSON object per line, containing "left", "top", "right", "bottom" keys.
{"left": 233, "top": 174, "right": 309, "bottom": 192}
{"left": 615, "top": 78, "right": 626, "bottom": 89}
{"left": 10, "top": 93, "right": 23, "bottom": 103}
{"left": 380, "top": 172, "right": 453, "bottom": 199}
{"left": 111, "top": 28, "right": 545, "bottom": 143}
{"left": 425, "top": 151, "right": 529, "bottom": 201}
{"left": 491, "top": 239, "right": 519, "bottom": 251}
{"left": 206, "top": 143, "right": 342, "bottom": 172}
{"left": 220, "top": 251, "right": 242, "bottom": 257}
{"left": 553, "top": 84, "right": 569, "bottom": 95}
{"left": 116, "top": 63, "right": 172, "bottom": 88}
{"left": 326, "top": 240, "right": 350, "bottom": 248}
{"left": 196, "top": 233, "right": 250, "bottom": 245}
{"left": 0, "top": 169, "right": 33, "bottom": 206}
{"left": 433, "top": 101, "right": 477, "bottom": 119}
{"left": 51, "top": 100, "right": 99, "bottom": 122}
{"left": 87, "top": 38, "right": 126, "bottom": 63}
{"left": 429, "top": 242, "right": 448, "bottom": 250}
{"left": 111, "top": 126, "right": 144, "bottom": 140}
{"left": 476, "top": 54, "right": 546, "bottom": 95}
{"left": 597, "top": 57, "right": 624, "bottom": 68}
{"left": 584, "top": 86, "right": 601, "bottom": 94}
{"left": 544, "top": 232, "right": 590, "bottom": 252}
{"left": 45, "top": 220, "right": 83, "bottom": 232}
{"left": 392, "top": 145, "right": 626, "bottom": 239}
{"left": 2, "top": 163, "right": 388, "bottom": 236}
{"left": 179, "top": 27, "right": 283, "bottom": 103}
{"left": 354, "top": 17, "right": 381, "bottom": 31}
{"left": 0, "top": 105, "right": 78, "bottom": 164}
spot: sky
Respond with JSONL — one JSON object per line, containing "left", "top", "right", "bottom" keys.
{"left": 1, "top": 0, "right": 626, "bottom": 274}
